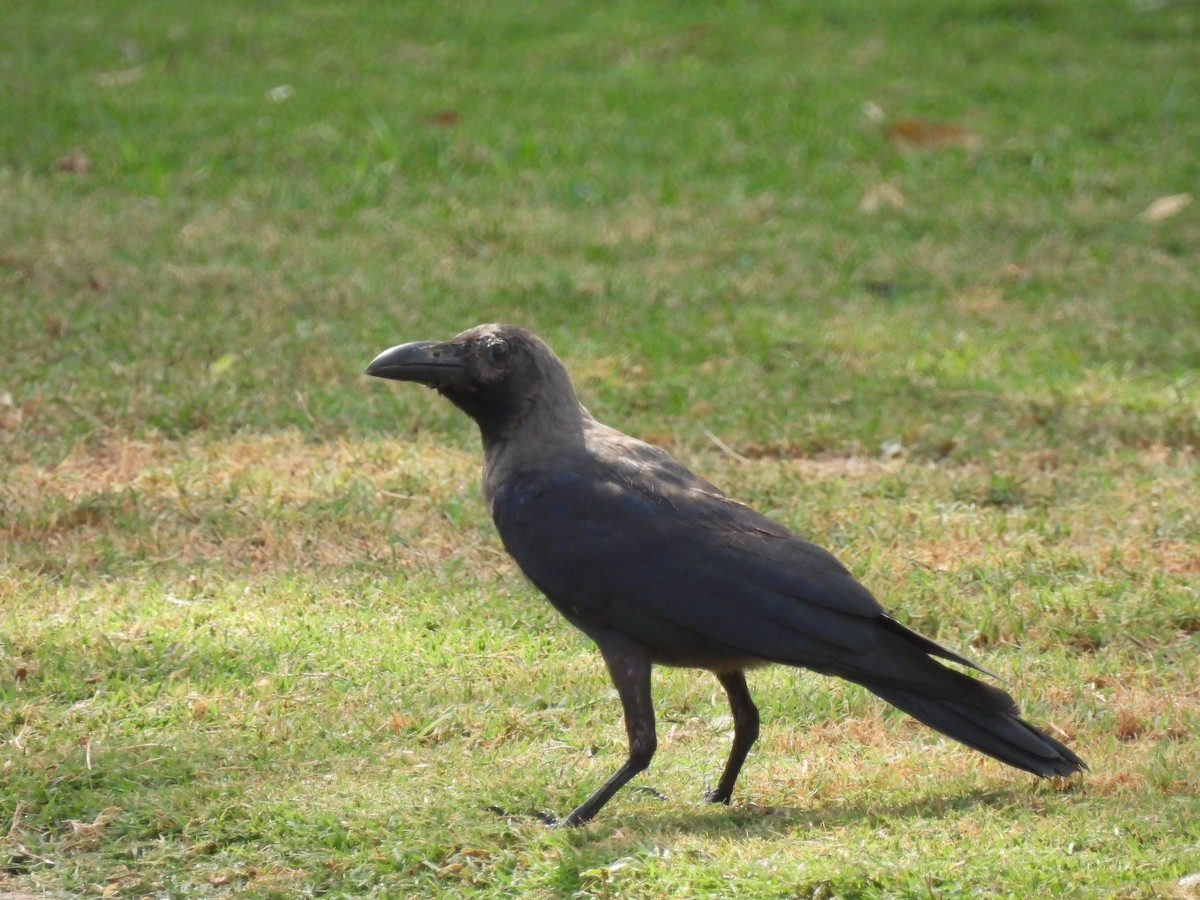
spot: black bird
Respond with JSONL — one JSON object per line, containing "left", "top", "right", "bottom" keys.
{"left": 366, "top": 323, "right": 1086, "bottom": 826}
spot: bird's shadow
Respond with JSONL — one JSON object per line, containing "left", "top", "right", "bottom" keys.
{"left": 655, "top": 786, "right": 1023, "bottom": 837}
{"left": 493, "top": 783, "right": 1030, "bottom": 842}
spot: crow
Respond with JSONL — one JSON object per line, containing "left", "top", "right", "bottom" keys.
{"left": 367, "top": 323, "right": 1086, "bottom": 825}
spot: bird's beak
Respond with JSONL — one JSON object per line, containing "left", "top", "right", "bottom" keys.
{"left": 365, "top": 340, "right": 467, "bottom": 387}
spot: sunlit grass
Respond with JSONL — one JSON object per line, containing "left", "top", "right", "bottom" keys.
{"left": 3, "top": 433, "right": 1198, "bottom": 894}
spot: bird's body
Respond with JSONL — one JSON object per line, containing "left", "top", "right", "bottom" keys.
{"left": 489, "top": 423, "right": 881, "bottom": 670}
{"left": 367, "top": 323, "right": 1086, "bottom": 825}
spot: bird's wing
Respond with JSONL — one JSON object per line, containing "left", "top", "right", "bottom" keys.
{"left": 490, "top": 455, "right": 896, "bottom": 670}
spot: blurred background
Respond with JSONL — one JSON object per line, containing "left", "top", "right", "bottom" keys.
{"left": 3, "top": 0, "right": 1197, "bottom": 465}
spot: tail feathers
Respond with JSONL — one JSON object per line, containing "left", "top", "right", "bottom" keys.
{"left": 864, "top": 681, "right": 1087, "bottom": 777}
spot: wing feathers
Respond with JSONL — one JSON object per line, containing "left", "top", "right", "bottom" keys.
{"left": 495, "top": 469, "right": 892, "bottom": 666}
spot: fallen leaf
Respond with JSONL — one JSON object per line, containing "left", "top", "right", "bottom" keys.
{"left": 54, "top": 150, "right": 92, "bottom": 173}
{"left": 65, "top": 806, "right": 121, "bottom": 851}
{"left": 93, "top": 65, "right": 144, "bottom": 87}
{"left": 887, "top": 117, "right": 982, "bottom": 150}
{"left": 1137, "top": 192, "right": 1192, "bottom": 222}
{"left": 426, "top": 109, "right": 460, "bottom": 126}
{"left": 389, "top": 710, "right": 414, "bottom": 731}
{"left": 862, "top": 100, "right": 886, "bottom": 124}
{"left": 207, "top": 352, "right": 238, "bottom": 380}
{"left": 860, "top": 181, "right": 906, "bottom": 214}
{"left": 44, "top": 313, "right": 67, "bottom": 337}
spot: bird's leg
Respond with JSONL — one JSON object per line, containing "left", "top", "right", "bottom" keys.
{"left": 705, "top": 670, "right": 759, "bottom": 804}
{"left": 562, "top": 636, "right": 656, "bottom": 827}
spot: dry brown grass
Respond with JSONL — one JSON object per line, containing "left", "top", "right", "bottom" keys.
{"left": 6, "top": 432, "right": 1197, "bottom": 590}
{"left": 2, "top": 431, "right": 493, "bottom": 578}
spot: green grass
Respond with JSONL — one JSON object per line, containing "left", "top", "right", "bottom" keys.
{"left": 2, "top": 0, "right": 1199, "bottom": 896}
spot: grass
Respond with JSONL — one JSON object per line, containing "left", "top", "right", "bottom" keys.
{"left": 2, "top": 0, "right": 1199, "bottom": 896}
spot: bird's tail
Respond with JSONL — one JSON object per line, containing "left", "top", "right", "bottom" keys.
{"left": 860, "top": 679, "right": 1087, "bottom": 777}
{"left": 827, "top": 617, "right": 1087, "bottom": 777}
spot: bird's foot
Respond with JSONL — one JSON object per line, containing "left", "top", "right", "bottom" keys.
{"left": 485, "top": 805, "right": 564, "bottom": 826}
{"left": 631, "top": 785, "right": 668, "bottom": 802}
{"left": 703, "top": 787, "right": 733, "bottom": 805}
{"left": 487, "top": 786, "right": 665, "bottom": 827}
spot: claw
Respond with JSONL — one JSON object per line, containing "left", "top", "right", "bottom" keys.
{"left": 486, "top": 805, "right": 565, "bottom": 826}
{"left": 704, "top": 787, "right": 733, "bottom": 804}
{"left": 631, "top": 786, "right": 667, "bottom": 801}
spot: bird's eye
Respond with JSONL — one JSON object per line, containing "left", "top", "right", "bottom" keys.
{"left": 486, "top": 341, "right": 510, "bottom": 364}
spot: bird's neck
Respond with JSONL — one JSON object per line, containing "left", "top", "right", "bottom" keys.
{"left": 480, "top": 399, "right": 593, "bottom": 499}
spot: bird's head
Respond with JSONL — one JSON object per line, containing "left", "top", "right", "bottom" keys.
{"left": 366, "top": 323, "right": 582, "bottom": 441}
